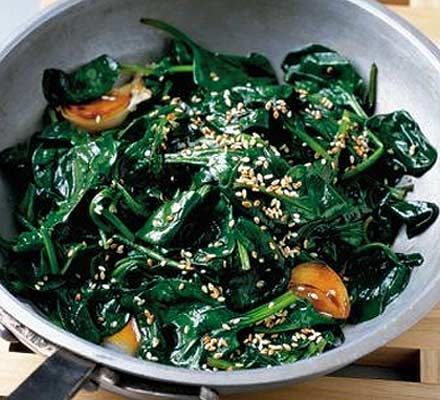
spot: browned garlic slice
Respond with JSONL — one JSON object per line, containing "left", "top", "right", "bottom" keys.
{"left": 60, "top": 78, "right": 152, "bottom": 132}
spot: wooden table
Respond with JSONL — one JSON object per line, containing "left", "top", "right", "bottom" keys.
{"left": 1, "top": 4, "right": 440, "bottom": 400}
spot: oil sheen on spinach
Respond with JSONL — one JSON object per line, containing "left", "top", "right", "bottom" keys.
{"left": 0, "top": 19, "right": 437, "bottom": 371}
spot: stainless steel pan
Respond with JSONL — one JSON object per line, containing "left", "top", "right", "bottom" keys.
{"left": 1, "top": 0, "right": 440, "bottom": 398}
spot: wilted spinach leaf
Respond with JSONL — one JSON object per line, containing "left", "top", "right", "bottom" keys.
{"left": 0, "top": 19, "right": 437, "bottom": 372}
{"left": 43, "top": 55, "right": 120, "bottom": 105}
{"left": 367, "top": 111, "right": 437, "bottom": 177}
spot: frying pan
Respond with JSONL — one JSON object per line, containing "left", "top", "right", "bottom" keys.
{"left": 1, "top": 0, "right": 440, "bottom": 398}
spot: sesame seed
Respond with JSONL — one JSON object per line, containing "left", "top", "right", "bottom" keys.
{"left": 102, "top": 95, "right": 117, "bottom": 101}
{"left": 171, "top": 203, "right": 182, "bottom": 213}
{"left": 256, "top": 280, "right": 265, "bottom": 288}
{"left": 152, "top": 337, "right": 160, "bottom": 348}
{"left": 309, "top": 292, "right": 319, "bottom": 300}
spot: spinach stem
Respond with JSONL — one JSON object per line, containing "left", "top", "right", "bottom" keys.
{"left": 47, "top": 108, "right": 58, "bottom": 123}
{"left": 347, "top": 95, "right": 368, "bottom": 119}
{"left": 41, "top": 228, "right": 60, "bottom": 275}
{"left": 113, "top": 234, "right": 181, "bottom": 268}
{"left": 121, "top": 63, "right": 193, "bottom": 76}
{"left": 237, "top": 240, "right": 251, "bottom": 271}
{"left": 61, "top": 242, "right": 88, "bottom": 275}
{"left": 112, "top": 255, "right": 149, "bottom": 278}
{"left": 207, "top": 357, "right": 239, "bottom": 370}
{"left": 388, "top": 183, "right": 414, "bottom": 200}
{"left": 365, "top": 63, "right": 378, "bottom": 115}
{"left": 235, "top": 291, "right": 299, "bottom": 329}
{"left": 89, "top": 189, "right": 135, "bottom": 241}
{"left": 164, "top": 156, "right": 208, "bottom": 167}
{"left": 352, "top": 242, "right": 399, "bottom": 264}
{"left": 342, "top": 131, "right": 384, "bottom": 180}
{"left": 16, "top": 215, "right": 35, "bottom": 231}
{"left": 284, "top": 117, "right": 332, "bottom": 162}
{"left": 101, "top": 210, "right": 135, "bottom": 241}
{"left": 114, "top": 182, "right": 149, "bottom": 216}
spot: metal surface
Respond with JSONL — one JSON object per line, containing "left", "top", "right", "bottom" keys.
{"left": 9, "top": 350, "right": 96, "bottom": 400}
{"left": 0, "top": 321, "right": 18, "bottom": 344}
{"left": 97, "top": 369, "right": 219, "bottom": 400}
{"left": 0, "top": 307, "right": 57, "bottom": 356}
{"left": 0, "top": 0, "right": 440, "bottom": 395}
{"left": 0, "top": 308, "right": 218, "bottom": 399}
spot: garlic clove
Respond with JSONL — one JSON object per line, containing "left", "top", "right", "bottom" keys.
{"left": 289, "top": 262, "right": 350, "bottom": 319}
{"left": 61, "top": 78, "right": 151, "bottom": 132}
{"left": 103, "top": 318, "right": 141, "bottom": 355}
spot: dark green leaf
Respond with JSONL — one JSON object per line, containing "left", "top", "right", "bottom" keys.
{"left": 43, "top": 55, "right": 120, "bottom": 105}
{"left": 367, "top": 111, "right": 437, "bottom": 177}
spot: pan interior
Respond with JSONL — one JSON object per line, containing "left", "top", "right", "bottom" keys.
{"left": 0, "top": 0, "right": 439, "bottom": 390}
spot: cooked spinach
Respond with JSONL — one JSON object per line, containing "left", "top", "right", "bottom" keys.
{"left": 0, "top": 20, "right": 437, "bottom": 371}
{"left": 43, "top": 55, "right": 121, "bottom": 105}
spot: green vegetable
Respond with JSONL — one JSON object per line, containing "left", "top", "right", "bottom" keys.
{"left": 367, "top": 111, "right": 437, "bottom": 177}
{"left": 43, "top": 55, "right": 120, "bottom": 105}
{"left": 0, "top": 20, "right": 437, "bottom": 371}
{"left": 345, "top": 243, "right": 423, "bottom": 323}
{"left": 282, "top": 44, "right": 365, "bottom": 98}
{"left": 140, "top": 19, "right": 277, "bottom": 91}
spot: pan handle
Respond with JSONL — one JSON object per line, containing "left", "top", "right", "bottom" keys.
{"left": 9, "top": 349, "right": 96, "bottom": 400}
{"left": 4, "top": 342, "right": 219, "bottom": 400}
{"left": 0, "top": 309, "right": 219, "bottom": 400}
{"left": 96, "top": 367, "right": 219, "bottom": 400}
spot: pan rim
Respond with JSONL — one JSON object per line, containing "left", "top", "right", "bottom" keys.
{"left": 0, "top": 0, "right": 440, "bottom": 389}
